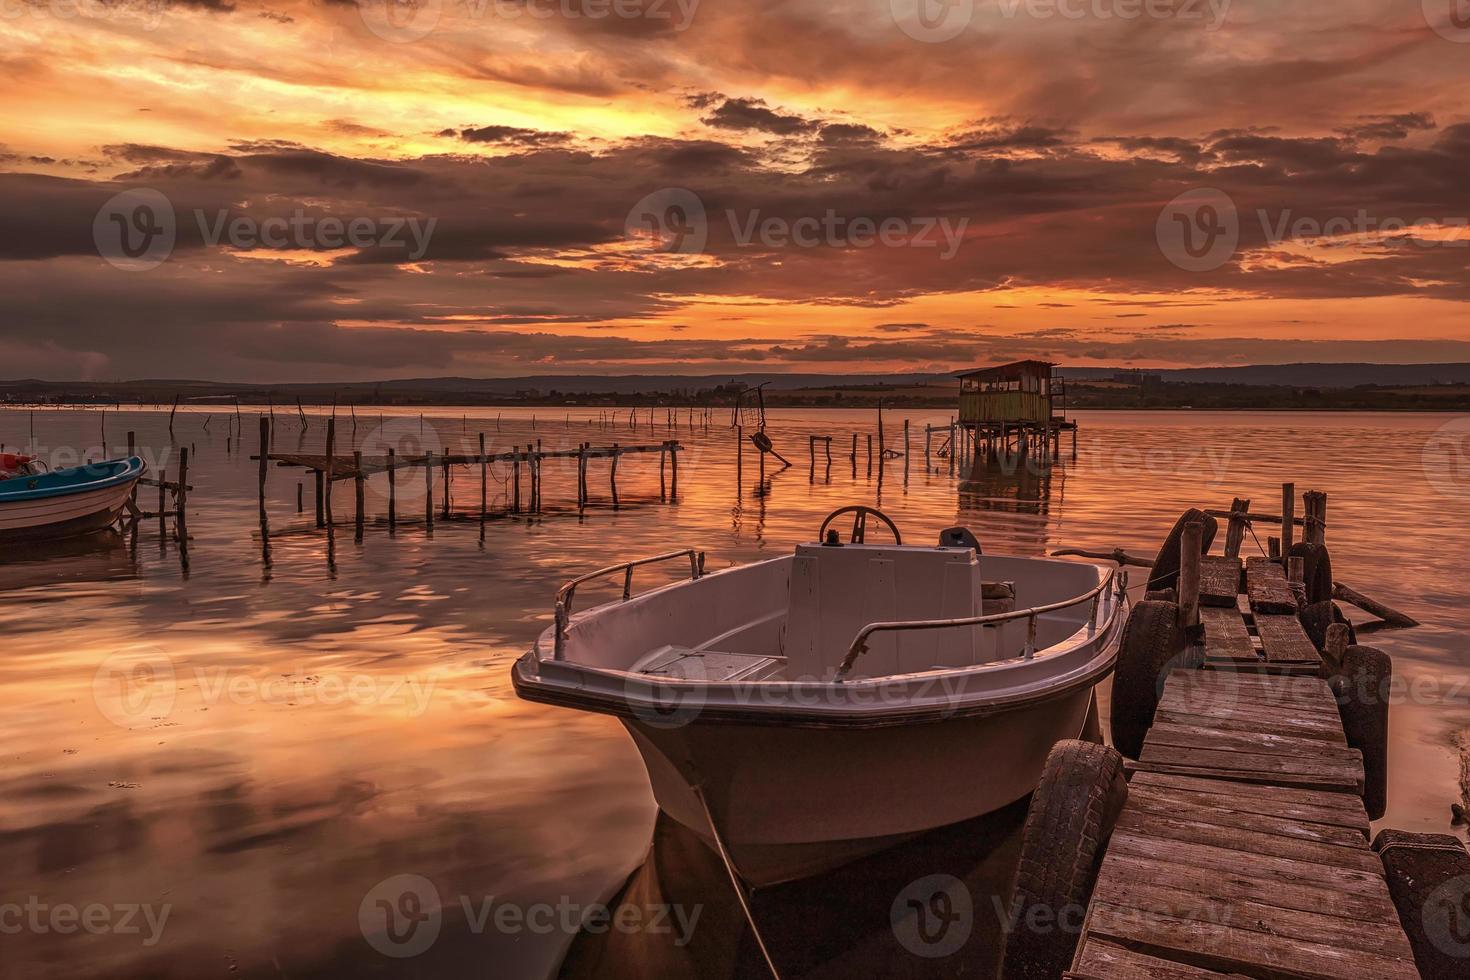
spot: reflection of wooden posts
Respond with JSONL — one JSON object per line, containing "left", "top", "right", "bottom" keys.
{"left": 479, "top": 433, "right": 487, "bottom": 520}
{"left": 442, "top": 454, "right": 451, "bottom": 520}
{"left": 866, "top": 434, "right": 873, "bottom": 477}
{"left": 660, "top": 444, "right": 667, "bottom": 500}
{"left": 579, "top": 444, "right": 589, "bottom": 510}
{"left": 903, "top": 419, "right": 910, "bottom": 482}
{"left": 1223, "top": 496, "right": 1250, "bottom": 559}
{"left": 610, "top": 443, "right": 620, "bottom": 508}
{"left": 949, "top": 419, "right": 956, "bottom": 477}
{"left": 512, "top": 449, "right": 521, "bottom": 513}
{"left": 354, "top": 450, "right": 365, "bottom": 541}
{"left": 736, "top": 425, "right": 743, "bottom": 489}
{"left": 297, "top": 482, "right": 303, "bottom": 513}
{"left": 1179, "top": 519, "right": 1203, "bottom": 629}
{"left": 850, "top": 433, "right": 858, "bottom": 464}
{"left": 387, "top": 448, "right": 397, "bottom": 526}
{"left": 159, "top": 468, "right": 167, "bottom": 537}
{"left": 925, "top": 426, "right": 932, "bottom": 471}
{"left": 1280, "top": 482, "right": 1295, "bottom": 559}
{"left": 877, "top": 401, "right": 885, "bottom": 456}
{"left": 169, "top": 394, "right": 179, "bottom": 433}
{"left": 425, "top": 451, "right": 434, "bottom": 528}
{"left": 670, "top": 442, "right": 679, "bottom": 500}
{"left": 257, "top": 417, "right": 269, "bottom": 519}
{"left": 314, "top": 470, "right": 324, "bottom": 528}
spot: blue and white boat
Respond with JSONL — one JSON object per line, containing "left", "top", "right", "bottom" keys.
{"left": 0, "top": 456, "right": 146, "bottom": 543}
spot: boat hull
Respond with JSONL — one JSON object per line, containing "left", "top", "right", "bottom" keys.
{"left": 623, "top": 683, "right": 1095, "bottom": 885}
{"left": 0, "top": 477, "right": 140, "bottom": 543}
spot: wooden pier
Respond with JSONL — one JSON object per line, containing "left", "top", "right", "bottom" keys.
{"left": 1065, "top": 499, "right": 1420, "bottom": 980}
{"left": 252, "top": 417, "right": 681, "bottom": 530}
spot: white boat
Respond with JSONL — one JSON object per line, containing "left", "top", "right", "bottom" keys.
{"left": 512, "top": 507, "right": 1128, "bottom": 887}
{"left": 0, "top": 456, "right": 146, "bottom": 544}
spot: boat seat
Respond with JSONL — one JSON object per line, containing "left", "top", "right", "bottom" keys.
{"left": 634, "top": 645, "right": 780, "bottom": 682}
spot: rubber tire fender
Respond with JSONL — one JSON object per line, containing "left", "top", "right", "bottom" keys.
{"left": 1000, "top": 740, "right": 1129, "bottom": 980}
{"left": 1146, "top": 508, "right": 1218, "bottom": 592}
{"left": 1108, "top": 599, "right": 1191, "bottom": 760}
{"left": 1288, "top": 541, "right": 1333, "bottom": 605}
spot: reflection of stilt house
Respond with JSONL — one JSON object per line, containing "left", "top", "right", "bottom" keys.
{"left": 957, "top": 360, "right": 1077, "bottom": 462}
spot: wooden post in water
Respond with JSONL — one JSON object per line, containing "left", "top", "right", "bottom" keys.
{"left": 442, "top": 455, "right": 451, "bottom": 520}
{"left": 297, "top": 482, "right": 303, "bottom": 513}
{"left": 1280, "top": 482, "right": 1295, "bottom": 560}
{"left": 354, "top": 450, "right": 365, "bottom": 541}
{"left": 578, "top": 444, "right": 588, "bottom": 510}
{"left": 387, "top": 448, "right": 396, "bottom": 526}
{"left": 902, "top": 419, "right": 910, "bottom": 482}
{"left": 479, "top": 433, "right": 487, "bottom": 520}
{"left": 925, "top": 426, "right": 932, "bottom": 471}
{"left": 610, "top": 443, "right": 620, "bottom": 509}
{"left": 948, "top": 420, "right": 956, "bottom": 477}
{"left": 176, "top": 449, "right": 189, "bottom": 539}
{"left": 670, "top": 442, "right": 678, "bottom": 500}
{"left": 425, "top": 450, "right": 434, "bottom": 528}
{"left": 1223, "top": 496, "right": 1250, "bottom": 559}
{"left": 512, "top": 449, "right": 521, "bottom": 513}
{"left": 1179, "top": 519, "right": 1202, "bottom": 629}
{"left": 314, "top": 471, "right": 324, "bottom": 527}
{"left": 866, "top": 434, "right": 873, "bottom": 478}
{"left": 158, "top": 468, "right": 167, "bottom": 537}
{"left": 258, "top": 417, "right": 269, "bottom": 520}
{"left": 324, "top": 417, "right": 335, "bottom": 528}
{"left": 660, "top": 444, "right": 668, "bottom": 500}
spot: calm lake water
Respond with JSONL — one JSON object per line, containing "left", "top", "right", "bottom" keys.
{"left": 1, "top": 407, "right": 1466, "bottom": 979}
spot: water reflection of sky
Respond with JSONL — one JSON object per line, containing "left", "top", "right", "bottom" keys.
{"left": 0, "top": 407, "right": 1465, "bottom": 978}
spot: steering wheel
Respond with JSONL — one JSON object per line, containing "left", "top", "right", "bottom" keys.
{"left": 818, "top": 506, "right": 903, "bottom": 545}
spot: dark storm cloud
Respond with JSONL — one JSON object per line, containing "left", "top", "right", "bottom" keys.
{"left": 700, "top": 98, "right": 817, "bottom": 136}
{"left": 1337, "top": 113, "right": 1437, "bottom": 143}
{"left": 445, "top": 126, "right": 572, "bottom": 146}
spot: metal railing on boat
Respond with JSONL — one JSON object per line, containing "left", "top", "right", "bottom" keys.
{"left": 833, "top": 567, "right": 1128, "bottom": 682}
{"left": 552, "top": 548, "right": 706, "bottom": 659}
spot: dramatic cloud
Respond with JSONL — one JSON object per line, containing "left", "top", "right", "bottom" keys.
{"left": 1, "top": 0, "right": 1468, "bottom": 380}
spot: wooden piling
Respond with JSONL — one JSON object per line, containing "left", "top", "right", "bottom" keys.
{"left": 1281, "top": 482, "right": 1296, "bottom": 558}
{"left": 425, "top": 450, "right": 434, "bottom": 528}
{"left": 324, "top": 417, "right": 335, "bottom": 528}
{"left": 1179, "top": 519, "right": 1203, "bottom": 628}
{"left": 736, "top": 426, "right": 743, "bottom": 489}
{"left": 387, "top": 448, "right": 396, "bottom": 526}
{"left": 354, "top": 450, "right": 365, "bottom": 540}
{"left": 479, "top": 433, "right": 487, "bottom": 520}
{"left": 610, "top": 443, "right": 620, "bottom": 508}
{"left": 669, "top": 441, "right": 678, "bottom": 501}
{"left": 1223, "top": 496, "right": 1250, "bottom": 558}
{"left": 297, "top": 482, "right": 303, "bottom": 513}
{"left": 442, "top": 454, "right": 451, "bottom": 520}
{"left": 257, "top": 417, "right": 269, "bottom": 519}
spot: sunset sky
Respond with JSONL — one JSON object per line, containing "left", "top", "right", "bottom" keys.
{"left": 5, "top": 0, "right": 1470, "bottom": 381}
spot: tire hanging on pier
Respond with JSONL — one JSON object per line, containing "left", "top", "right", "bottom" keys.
{"left": 1289, "top": 541, "right": 1334, "bottom": 605}
{"left": 1000, "top": 740, "right": 1128, "bottom": 980}
{"left": 1372, "top": 829, "right": 1470, "bottom": 980}
{"left": 1146, "top": 508, "right": 1217, "bottom": 592}
{"left": 1331, "top": 644, "right": 1391, "bottom": 820}
{"left": 1108, "top": 599, "right": 1192, "bottom": 760}
{"left": 1299, "top": 599, "right": 1356, "bottom": 653}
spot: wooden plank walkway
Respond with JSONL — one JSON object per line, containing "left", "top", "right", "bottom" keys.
{"left": 1198, "top": 556, "right": 1241, "bottom": 608}
{"left": 1069, "top": 545, "right": 1418, "bottom": 979}
{"left": 1245, "top": 557, "right": 1297, "bottom": 614}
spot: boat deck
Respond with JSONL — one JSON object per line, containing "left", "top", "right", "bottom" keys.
{"left": 1067, "top": 561, "right": 1419, "bottom": 978}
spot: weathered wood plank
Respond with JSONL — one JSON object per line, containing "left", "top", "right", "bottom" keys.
{"left": 1143, "top": 725, "right": 1362, "bottom": 771}
{"left": 1098, "top": 852, "right": 1387, "bottom": 920}
{"left": 1128, "top": 772, "right": 1367, "bottom": 822}
{"left": 1246, "top": 556, "right": 1298, "bottom": 614}
{"left": 1115, "top": 807, "right": 1378, "bottom": 871}
{"left": 1071, "top": 939, "right": 1238, "bottom": 979}
{"left": 1152, "top": 709, "right": 1346, "bottom": 744}
{"left": 1256, "top": 613, "right": 1323, "bottom": 665}
{"left": 1085, "top": 902, "right": 1419, "bottom": 980}
{"left": 1199, "top": 605, "right": 1256, "bottom": 663}
{"left": 1106, "top": 832, "right": 1389, "bottom": 899}
{"left": 1124, "top": 786, "right": 1367, "bottom": 847}
{"left": 1198, "top": 555, "right": 1242, "bottom": 608}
